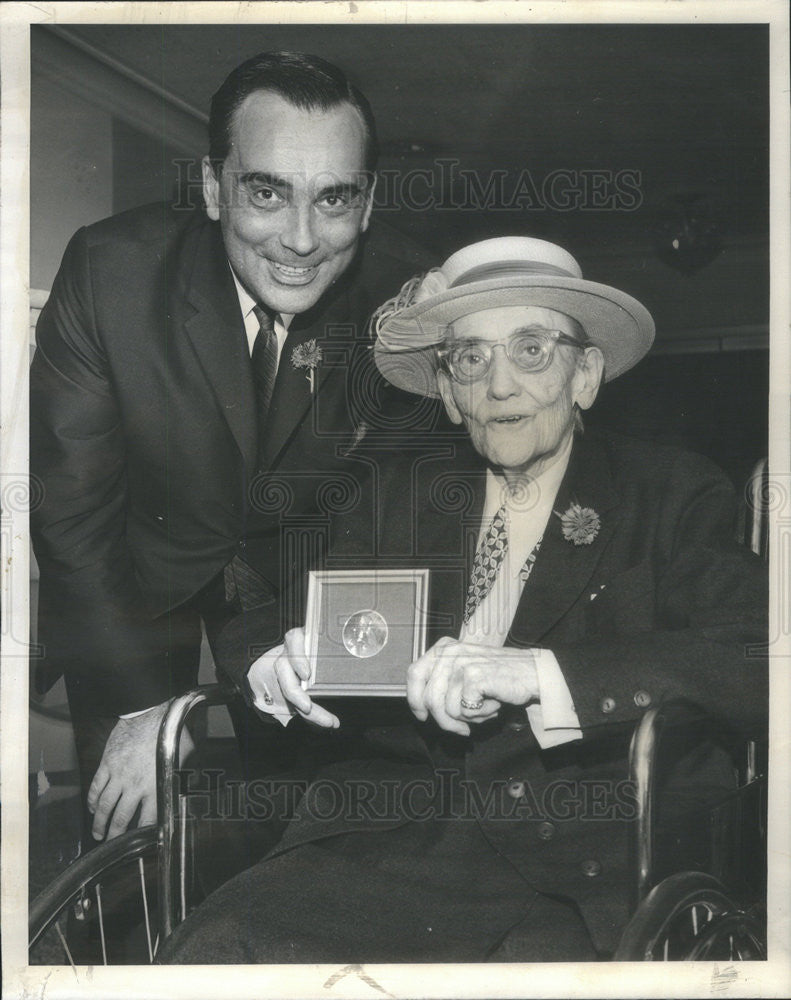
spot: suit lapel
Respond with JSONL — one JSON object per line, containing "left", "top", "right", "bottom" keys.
{"left": 182, "top": 221, "right": 258, "bottom": 471}
{"left": 507, "top": 434, "right": 621, "bottom": 646}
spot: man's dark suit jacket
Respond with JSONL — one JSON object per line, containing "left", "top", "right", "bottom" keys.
{"left": 30, "top": 202, "right": 433, "bottom": 716}
{"left": 216, "top": 429, "right": 767, "bottom": 955}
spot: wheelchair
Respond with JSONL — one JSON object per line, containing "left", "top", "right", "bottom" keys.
{"left": 28, "top": 460, "right": 770, "bottom": 965}
{"left": 28, "top": 684, "right": 768, "bottom": 965}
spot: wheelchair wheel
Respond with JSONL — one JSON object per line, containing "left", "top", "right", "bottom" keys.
{"left": 615, "top": 871, "right": 766, "bottom": 961}
{"left": 29, "top": 826, "right": 159, "bottom": 965}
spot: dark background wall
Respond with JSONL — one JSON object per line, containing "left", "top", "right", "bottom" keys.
{"left": 590, "top": 350, "right": 768, "bottom": 490}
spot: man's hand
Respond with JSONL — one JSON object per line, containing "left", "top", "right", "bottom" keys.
{"left": 87, "top": 701, "right": 194, "bottom": 841}
{"left": 406, "top": 637, "right": 540, "bottom": 736}
{"left": 247, "top": 627, "right": 340, "bottom": 729}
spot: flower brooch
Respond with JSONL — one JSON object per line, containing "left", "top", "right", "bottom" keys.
{"left": 556, "top": 503, "right": 601, "bottom": 545}
{"left": 291, "top": 339, "right": 323, "bottom": 394}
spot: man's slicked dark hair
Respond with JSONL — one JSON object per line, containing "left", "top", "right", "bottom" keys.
{"left": 208, "top": 50, "right": 379, "bottom": 175}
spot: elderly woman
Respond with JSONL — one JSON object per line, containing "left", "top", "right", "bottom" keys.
{"left": 160, "top": 237, "right": 766, "bottom": 964}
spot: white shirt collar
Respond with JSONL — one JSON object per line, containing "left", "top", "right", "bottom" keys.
{"left": 230, "top": 267, "right": 293, "bottom": 330}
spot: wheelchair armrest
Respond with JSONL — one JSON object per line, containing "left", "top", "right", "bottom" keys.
{"left": 629, "top": 706, "right": 663, "bottom": 908}
{"left": 156, "top": 684, "right": 236, "bottom": 940}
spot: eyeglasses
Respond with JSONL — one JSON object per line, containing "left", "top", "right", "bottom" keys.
{"left": 437, "top": 329, "right": 588, "bottom": 384}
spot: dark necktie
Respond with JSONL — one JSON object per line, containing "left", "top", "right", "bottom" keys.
{"left": 463, "top": 505, "right": 543, "bottom": 626}
{"left": 251, "top": 305, "right": 278, "bottom": 427}
{"left": 464, "top": 505, "right": 509, "bottom": 623}
{"left": 222, "top": 305, "right": 279, "bottom": 611}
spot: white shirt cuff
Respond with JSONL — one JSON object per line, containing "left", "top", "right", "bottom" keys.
{"left": 252, "top": 683, "right": 295, "bottom": 728}
{"left": 248, "top": 646, "right": 297, "bottom": 727}
{"left": 525, "top": 648, "right": 582, "bottom": 749}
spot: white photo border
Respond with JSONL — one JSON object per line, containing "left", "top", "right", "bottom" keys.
{"left": 2, "top": 2, "right": 789, "bottom": 998}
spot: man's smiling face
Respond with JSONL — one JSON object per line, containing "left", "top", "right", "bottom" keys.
{"left": 437, "top": 305, "right": 603, "bottom": 481}
{"left": 203, "top": 90, "right": 374, "bottom": 315}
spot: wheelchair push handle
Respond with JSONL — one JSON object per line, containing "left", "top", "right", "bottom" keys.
{"left": 156, "top": 684, "right": 234, "bottom": 941}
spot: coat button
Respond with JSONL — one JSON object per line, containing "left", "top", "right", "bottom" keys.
{"left": 600, "top": 697, "right": 616, "bottom": 714}
{"left": 507, "top": 720, "right": 528, "bottom": 732}
{"left": 580, "top": 859, "right": 602, "bottom": 878}
{"left": 238, "top": 538, "right": 247, "bottom": 549}
{"left": 154, "top": 513, "right": 165, "bottom": 523}
{"left": 506, "top": 779, "right": 526, "bottom": 799}
{"left": 633, "top": 690, "right": 652, "bottom": 708}
{"left": 537, "top": 821, "right": 555, "bottom": 841}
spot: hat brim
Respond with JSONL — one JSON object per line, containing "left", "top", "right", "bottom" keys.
{"left": 374, "top": 275, "right": 655, "bottom": 397}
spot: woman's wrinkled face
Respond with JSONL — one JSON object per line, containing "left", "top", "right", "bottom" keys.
{"left": 437, "top": 305, "right": 603, "bottom": 480}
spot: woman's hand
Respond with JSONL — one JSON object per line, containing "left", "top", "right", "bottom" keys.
{"left": 246, "top": 627, "right": 339, "bottom": 728}
{"left": 406, "top": 637, "right": 539, "bottom": 736}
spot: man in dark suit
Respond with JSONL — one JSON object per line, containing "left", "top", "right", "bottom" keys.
{"left": 30, "top": 51, "right": 431, "bottom": 843}
{"left": 159, "top": 235, "right": 766, "bottom": 963}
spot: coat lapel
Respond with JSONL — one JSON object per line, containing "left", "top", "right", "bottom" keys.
{"left": 182, "top": 221, "right": 258, "bottom": 471}
{"left": 507, "top": 434, "right": 621, "bottom": 646}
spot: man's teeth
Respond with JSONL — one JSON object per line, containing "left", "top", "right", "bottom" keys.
{"left": 272, "top": 262, "right": 315, "bottom": 275}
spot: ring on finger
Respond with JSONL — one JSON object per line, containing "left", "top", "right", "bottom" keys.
{"left": 461, "top": 696, "right": 485, "bottom": 711}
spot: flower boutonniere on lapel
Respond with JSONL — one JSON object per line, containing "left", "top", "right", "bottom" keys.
{"left": 556, "top": 502, "right": 601, "bottom": 546}
{"left": 291, "top": 340, "right": 323, "bottom": 394}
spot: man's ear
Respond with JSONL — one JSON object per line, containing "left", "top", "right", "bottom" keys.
{"left": 202, "top": 156, "right": 221, "bottom": 222}
{"left": 437, "top": 369, "right": 464, "bottom": 425}
{"left": 572, "top": 345, "right": 605, "bottom": 412}
{"left": 360, "top": 174, "right": 377, "bottom": 233}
